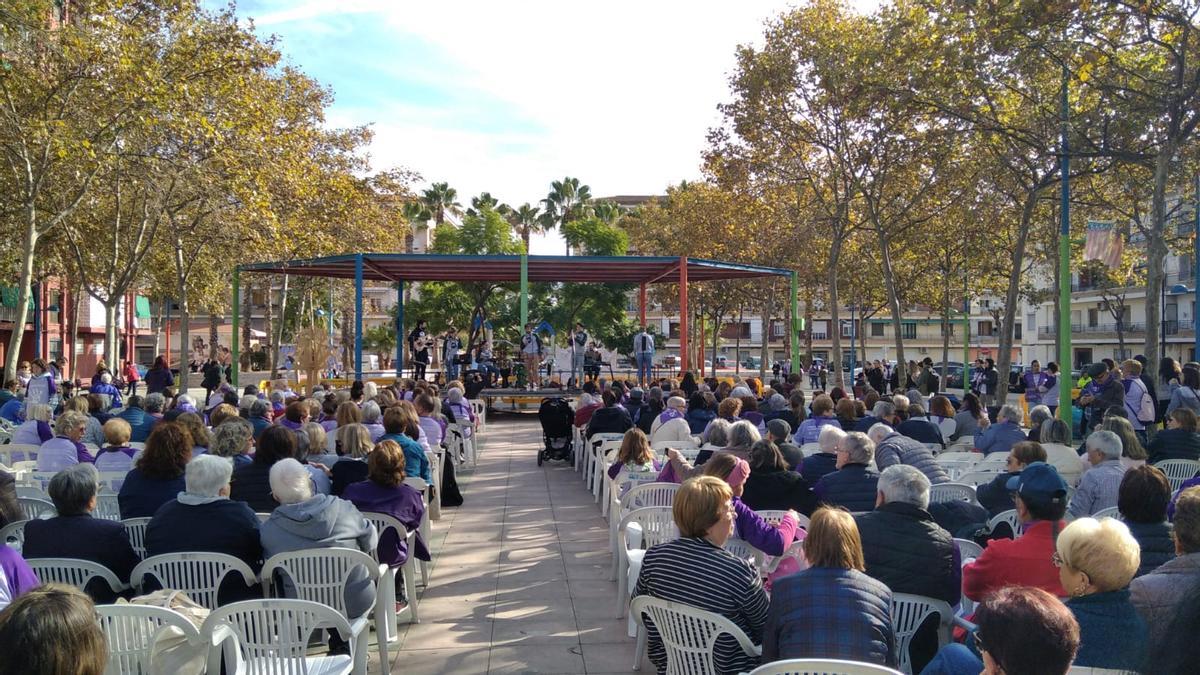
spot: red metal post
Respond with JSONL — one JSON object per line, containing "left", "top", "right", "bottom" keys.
{"left": 679, "top": 257, "right": 689, "bottom": 374}
{"left": 638, "top": 283, "right": 647, "bottom": 328}
{"left": 698, "top": 319, "right": 706, "bottom": 377}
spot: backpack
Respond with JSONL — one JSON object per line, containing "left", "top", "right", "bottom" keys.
{"left": 1123, "top": 378, "right": 1156, "bottom": 424}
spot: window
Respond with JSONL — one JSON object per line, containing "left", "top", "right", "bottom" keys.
{"left": 1014, "top": 323, "right": 1022, "bottom": 340}
{"left": 1087, "top": 309, "right": 1098, "bottom": 327}
{"left": 840, "top": 321, "right": 855, "bottom": 338}
{"left": 843, "top": 350, "right": 856, "bottom": 365}
{"left": 771, "top": 321, "right": 786, "bottom": 337}
{"left": 901, "top": 322, "right": 917, "bottom": 340}
{"left": 940, "top": 322, "right": 957, "bottom": 337}
{"left": 977, "top": 321, "right": 993, "bottom": 337}
{"left": 48, "top": 339, "right": 63, "bottom": 361}
{"left": 871, "top": 322, "right": 885, "bottom": 337}
{"left": 811, "top": 321, "right": 829, "bottom": 340}
{"left": 1027, "top": 312, "right": 1037, "bottom": 332}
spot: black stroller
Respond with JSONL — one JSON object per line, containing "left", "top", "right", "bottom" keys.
{"left": 537, "top": 397, "right": 575, "bottom": 466}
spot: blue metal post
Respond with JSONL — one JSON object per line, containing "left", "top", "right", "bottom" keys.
{"left": 1058, "top": 56, "right": 1074, "bottom": 418}
{"left": 395, "top": 280, "right": 404, "bottom": 378}
{"left": 354, "top": 254, "right": 363, "bottom": 380}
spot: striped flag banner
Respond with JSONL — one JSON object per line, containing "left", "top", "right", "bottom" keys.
{"left": 1083, "top": 220, "right": 1123, "bottom": 268}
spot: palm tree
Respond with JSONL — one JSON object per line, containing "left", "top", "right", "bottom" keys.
{"left": 541, "top": 177, "right": 592, "bottom": 256}
{"left": 591, "top": 200, "right": 622, "bottom": 226}
{"left": 468, "top": 192, "right": 500, "bottom": 216}
{"left": 401, "top": 201, "right": 431, "bottom": 253}
{"left": 511, "top": 203, "right": 541, "bottom": 253}
{"left": 420, "top": 182, "right": 462, "bottom": 226}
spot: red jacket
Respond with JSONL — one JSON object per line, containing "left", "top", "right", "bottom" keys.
{"left": 574, "top": 403, "right": 601, "bottom": 427}
{"left": 962, "top": 520, "right": 1067, "bottom": 601}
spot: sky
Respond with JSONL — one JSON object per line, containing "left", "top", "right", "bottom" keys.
{"left": 219, "top": 0, "right": 879, "bottom": 253}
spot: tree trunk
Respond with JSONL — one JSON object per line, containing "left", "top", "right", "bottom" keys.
{"left": 209, "top": 314, "right": 220, "bottom": 359}
{"left": 803, "top": 291, "right": 813, "bottom": 367}
{"left": 4, "top": 224, "right": 39, "bottom": 378}
{"left": 153, "top": 301, "right": 164, "bottom": 358}
{"left": 735, "top": 305, "right": 743, "bottom": 376}
{"left": 941, "top": 274, "right": 951, "bottom": 386}
{"left": 1143, "top": 148, "right": 1173, "bottom": 383}
{"left": 996, "top": 189, "right": 1042, "bottom": 401}
{"left": 104, "top": 301, "right": 118, "bottom": 374}
{"left": 759, "top": 289, "right": 774, "bottom": 383}
{"left": 877, "top": 228, "right": 908, "bottom": 387}
{"left": 828, "top": 237, "right": 844, "bottom": 388}
{"left": 264, "top": 277, "right": 274, "bottom": 374}
{"left": 67, "top": 282, "right": 82, "bottom": 379}
{"left": 241, "top": 279, "right": 252, "bottom": 371}
{"left": 271, "top": 275, "right": 290, "bottom": 373}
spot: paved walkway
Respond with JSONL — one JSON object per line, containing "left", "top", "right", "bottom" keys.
{"left": 381, "top": 416, "right": 649, "bottom": 674}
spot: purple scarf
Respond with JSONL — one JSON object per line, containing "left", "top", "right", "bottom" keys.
{"left": 658, "top": 408, "right": 685, "bottom": 425}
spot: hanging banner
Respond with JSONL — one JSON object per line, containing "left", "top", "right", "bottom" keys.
{"left": 1083, "top": 220, "right": 1123, "bottom": 268}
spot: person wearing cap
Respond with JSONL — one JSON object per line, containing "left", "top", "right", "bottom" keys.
{"left": 962, "top": 462, "right": 1069, "bottom": 601}
{"left": 814, "top": 431, "right": 881, "bottom": 512}
{"left": 766, "top": 418, "right": 803, "bottom": 471}
{"left": 650, "top": 396, "right": 694, "bottom": 446}
{"left": 1069, "top": 430, "right": 1129, "bottom": 519}
{"left": 623, "top": 387, "right": 652, "bottom": 435}
{"left": 1079, "top": 362, "right": 1124, "bottom": 431}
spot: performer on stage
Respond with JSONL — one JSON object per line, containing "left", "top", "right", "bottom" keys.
{"left": 520, "top": 322, "right": 543, "bottom": 390}
{"left": 475, "top": 338, "right": 498, "bottom": 386}
{"left": 569, "top": 322, "right": 588, "bottom": 389}
{"left": 633, "top": 325, "right": 655, "bottom": 386}
{"left": 407, "top": 320, "right": 431, "bottom": 381}
{"left": 443, "top": 327, "right": 463, "bottom": 382}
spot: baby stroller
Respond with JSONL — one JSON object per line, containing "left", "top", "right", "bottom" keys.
{"left": 537, "top": 397, "right": 574, "bottom": 466}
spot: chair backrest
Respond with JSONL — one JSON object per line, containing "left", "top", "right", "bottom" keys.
{"left": 97, "top": 603, "right": 200, "bottom": 675}
{"left": 25, "top": 558, "right": 126, "bottom": 595}
{"left": 757, "top": 510, "right": 811, "bottom": 530}
{"left": 361, "top": 511, "right": 413, "bottom": 564}
{"left": 619, "top": 506, "right": 678, "bottom": 552}
{"left": 988, "top": 510, "right": 1022, "bottom": 539}
{"left": 799, "top": 443, "right": 821, "bottom": 458}
{"left": 1153, "top": 459, "right": 1200, "bottom": 491}
{"left": 975, "top": 453, "right": 1009, "bottom": 471}
{"left": 261, "top": 547, "right": 379, "bottom": 618}
{"left": 0, "top": 519, "right": 28, "bottom": 549}
{"left": 890, "top": 593, "right": 953, "bottom": 675}
{"left": 17, "top": 496, "right": 55, "bottom": 520}
{"left": 953, "top": 538, "right": 983, "bottom": 563}
{"left": 94, "top": 493, "right": 122, "bottom": 521}
{"left": 956, "top": 470, "right": 1003, "bottom": 487}
{"left": 1092, "top": 506, "right": 1123, "bottom": 521}
{"left": 121, "top": 517, "right": 151, "bottom": 559}
{"left": 630, "top": 595, "right": 761, "bottom": 675}
{"left": 620, "top": 482, "right": 681, "bottom": 513}
{"left": 0, "top": 444, "right": 40, "bottom": 465}
{"left": 927, "top": 483, "right": 979, "bottom": 506}
{"left": 15, "top": 485, "right": 45, "bottom": 499}
{"left": 201, "top": 598, "right": 353, "bottom": 674}
{"left": 131, "top": 552, "right": 258, "bottom": 610}
{"left": 723, "top": 537, "right": 766, "bottom": 571}
{"left": 748, "top": 658, "right": 904, "bottom": 675}
{"left": 652, "top": 439, "right": 698, "bottom": 451}
{"left": 95, "top": 471, "right": 127, "bottom": 492}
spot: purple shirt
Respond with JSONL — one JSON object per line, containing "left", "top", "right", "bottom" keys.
{"left": 35, "top": 437, "right": 95, "bottom": 471}
{"left": 0, "top": 545, "right": 39, "bottom": 610}
{"left": 340, "top": 480, "right": 428, "bottom": 566}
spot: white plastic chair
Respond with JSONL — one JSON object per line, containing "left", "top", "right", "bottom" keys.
{"left": 757, "top": 510, "right": 811, "bottom": 530}
{"left": 956, "top": 470, "right": 1003, "bottom": 486}
{"left": 616, "top": 506, "right": 678, "bottom": 619}
{"left": 974, "top": 453, "right": 1009, "bottom": 472}
{"left": 94, "top": 493, "right": 122, "bottom": 521}
{"left": 17, "top": 495, "right": 55, "bottom": 520}
{"left": 25, "top": 557, "right": 127, "bottom": 596}
{"left": 362, "top": 511, "right": 420, "bottom": 632}
{"left": 468, "top": 399, "right": 486, "bottom": 431}
{"left": 938, "top": 419, "right": 957, "bottom": 444}
{"left": 202, "top": 598, "right": 354, "bottom": 675}
{"left": 0, "top": 444, "right": 40, "bottom": 465}
{"left": 927, "top": 483, "right": 979, "bottom": 506}
{"left": 748, "top": 659, "right": 904, "bottom": 675}
{"left": 448, "top": 422, "right": 476, "bottom": 468}
{"left": 890, "top": 593, "right": 953, "bottom": 674}
{"left": 587, "top": 433, "right": 625, "bottom": 489}
{"left": 630, "top": 595, "right": 761, "bottom": 674}
{"left": 1154, "top": 459, "right": 1200, "bottom": 492}
{"left": 723, "top": 537, "right": 766, "bottom": 572}
{"left": 261, "top": 547, "right": 386, "bottom": 675}
{"left": 953, "top": 538, "right": 983, "bottom": 563}
{"left": 610, "top": 483, "right": 681, "bottom": 580}
{"left": 15, "top": 485, "right": 45, "bottom": 499}
{"left": 799, "top": 443, "right": 822, "bottom": 457}
{"left": 0, "top": 519, "right": 28, "bottom": 549}
{"left": 96, "top": 603, "right": 201, "bottom": 675}
{"left": 1092, "top": 506, "right": 1123, "bottom": 520}
{"left": 131, "top": 552, "right": 259, "bottom": 610}
{"left": 129, "top": 442, "right": 146, "bottom": 450}
{"left": 651, "top": 439, "right": 698, "bottom": 452}
{"left": 595, "top": 439, "right": 624, "bottom": 505}
{"left": 96, "top": 471, "right": 127, "bottom": 492}
{"left": 121, "top": 517, "right": 151, "bottom": 559}
{"left": 424, "top": 449, "right": 443, "bottom": 521}
{"left": 988, "top": 509, "right": 1022, "bottom": 539}
{"left": 573, "top": 425, "right": 586, "bottom": 473}
{"left": 404, "top": 476, "right": 431, "bottom": 587}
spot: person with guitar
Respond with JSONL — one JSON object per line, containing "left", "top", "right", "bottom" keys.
{"left": 407, "top": 320, "right": 431, "bottom": 381}
{"left": 569, "top": 322, "right": 588, "bottom": 390}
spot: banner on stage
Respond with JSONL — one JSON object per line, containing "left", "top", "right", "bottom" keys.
{"left": 1083, "top": 220, "right": 1123, "bottom": 268}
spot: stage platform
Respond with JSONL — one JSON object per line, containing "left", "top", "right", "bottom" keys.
{"left": 478, "top": 388, "right": 578, "bottom": 412}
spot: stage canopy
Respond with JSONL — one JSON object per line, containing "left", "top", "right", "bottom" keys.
{"left": 232, "top": 253, "right": 798, "bottom": 380}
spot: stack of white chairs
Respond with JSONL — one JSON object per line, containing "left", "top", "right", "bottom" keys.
{"left": 615, "top": 506, "right": 678, "bottom": 620}
{"left": 609, "top": 482, "right": 681, "bottom": 581}
{"left": 403, "top": 476, "right": 432, "bottom": 587}
{"left": 584, "top": 433, "right": 624, "bottom": 493}
{"left": 1153, "top": 459, "right": 1200, "bottom": 492}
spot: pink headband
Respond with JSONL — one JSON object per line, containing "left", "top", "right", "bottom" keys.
{"left": 727, "top": 458, "right": 750, "bottom": 489}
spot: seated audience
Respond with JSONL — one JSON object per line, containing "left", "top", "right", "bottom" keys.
{"left": 976, "top": 441, "right": 1047, "bottom": 516}
{"left": 92, "top": 418, "right": 135, "bottom": 473}
{"left": 1038, "top": 418, "right": 1084, "bottom": 486}
{"left": 896, "top": 403, "right": 945, "bottom": 448}
{"left": 332, "top": 424, "right": 373, "bottom": 495}
{"left": 834, "top": 396, "right": 859, "bottom": 432}
{"left": 920, "top": 586, "right": 1079, "bottom": 675}
{"left": 24, "top": 464, "right": 140, "bottom": 602}
{"left": 230, "top": 425, "right": 296, "bottom": 513}
{"left": 116, "top": 395, "right": 158, "bottom": 442}
{"left": 117, "top": 421, "right": 190, "bottom": 519}
{"left": 702, "top": 397, "right": 743, "bottom": 441}
{"left": 62, "top": 396, "right": 104, "bottom": 447}
{"left": 573, "top": 393, "right": 601, "bottom": 427}
{"left": 1069, "top": 430, "right": 1128, "bottom": 519}
{"left": 800, "top": 424, "right": 844, "bottom": 485}
{"left": 634, "top": 476, "right": 769, "bottom": 675}
{"left": 0, "top": 544, "right": 37, "bottom": 611}
{"left": 145, "top": 454, "right": 262, "bottom": 602}
{"left": 607, "top": 429, "right": 661, "bottom": 491}
{"left": 586, "top": 389, "right": 634, "bottom": 438}
{"left": 854, "top": 401, "right": 896, "bottom": 433}
{"left": 765, "top": 419, "right": 802, "bottom": 471}
{"left": 379, "top": 406, "right": 432, "bottom": 483}
{"left": 764, "top": 508, "right": 895, "bottom": 667}
{"left": 741, "top": 440, "right": 815, "bottom": 515}
{"left": 649, "top": 396, "right": 694, "bottom": 445}
{"left": 36, "top": 411, "right": 95, "bottom": 471}
{"left": 174, "top": 412, "right": 210, "bottom": 457}
{"left": 684, "top": 392, "right": 716, "bottom": 435}
{"left": 1147, "top": 407, "right": 1200, "bottom": 464}
{"left": 1118, "top": 465, "right": 1175, "bottom": 578}
{"left": 1054, "top": 516, "right": 1147, "bottom": 670}
{"left": 260, "top": 459, "right": 378, "bottom": 652}
{"left": 302, "top": 421, "right": 337, "bottom": 467}
{"left": 414, "top": 395, "right": 444, "bottom": 449}
{"left": 1132, "top": 486, "right": 1200, "bottom": 647}
{"left": 814, "top": 432, "right": 880, "bottom": 512}
{"left": 974, "top": 404, "right": 1026, "bottom": 456}
{"left": 11, "top": 403, "right": 52, "bottom": 445}
{"left": 1143, "top": 577, "right": 1200, "bottom": 674}
{"left": 247, "top": 399, "right": 272, "bottom": 440}
{"left": 1027, "top": 404, "right": 1053, "bottom": 441}
{"left": 209, "top": 417, "right": 254, "bottom": 468}
{"left": 0, "top": 471, "right": 19, "bottom": 530}
{"left": 963, "top": 462, "right": 1068, "bottom": 601}
{"left": 0, "top": 584, "right": 109, "bottom": 675}
{"left": 699, "top": 418, "right": 732, "bottom": 452}
{"left": 868, "top": 423, "right": 949, "bottom": 484}
{"left": 342, "top": 439, "right": 430, "bottom": 569}
{"left": 700, "top": 454, "right": 798, "bottom": 556}
{"left": 950, "top": 392, "right": 988, "bottom": 441}
{"left": 793, "top": 394, "right": 840, "bottom": 445}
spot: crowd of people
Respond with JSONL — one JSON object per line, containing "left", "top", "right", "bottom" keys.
{"left": 572, "top": 365, "right": 1200, "bottom": 674}
{"left": 0, "top": 371, "right": 481, "bottom": 666}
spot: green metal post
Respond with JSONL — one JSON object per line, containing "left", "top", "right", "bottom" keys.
{"left": 519, "top": 252, "right": 529, "bottom": 330}
{"left": 231, "top": 267, "right": 240, "bottom": 387}
{"left": 790, "top": 271, "right": 800, "bottom": 374}
{"left": 962, "top": 299, "right": 970, "bottom": 388}
{"left": 328, "top": 279, "right": 334, "bottom": 337}
{"left": 1058, "top": 58, "right": 1074, "bottom": 419}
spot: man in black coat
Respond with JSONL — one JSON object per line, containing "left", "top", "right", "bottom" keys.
{"left": 813, "top": 431, "right": 880, "bottom": 512}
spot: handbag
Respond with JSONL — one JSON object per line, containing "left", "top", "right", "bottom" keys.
{"left": 123, "top": 590, "right": 209, "bottom": 675}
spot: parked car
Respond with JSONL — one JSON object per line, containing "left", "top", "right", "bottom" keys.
{"left": 742, "top": 356, "right": 762, "bottom": 370}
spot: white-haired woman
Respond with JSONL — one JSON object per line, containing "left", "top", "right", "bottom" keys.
{"left": 446, "top": 387, "right": 477, "bottom": 436}
{"left": 260, "top": 458, "right": 378, "bottom": 653}
{"left": 360, "top": 401, "right": 385, "bottom": 441}
{"left": 11, "top": 403, "right": 53, "bottom": 446}
{"left": 801, "top": 423, "right": 847, "bottom": 484}
{"left": 37, "top": 411, "right": 95, "bottom": 471}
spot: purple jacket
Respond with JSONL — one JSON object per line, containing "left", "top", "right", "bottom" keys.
{"left": 0, "top": 545, "right": 38, "bottom": 609}
{"left": 341, "top": 480, "right": 429, "bottom": 566}
{"left": 793, "top": 415, "right": 842, "bottom": 446}
{"left": 1023, "top": 371, "right": 1049, "bottom": 404}
{"left": 733, "top": 497, "right": 794, "bottom": 556}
